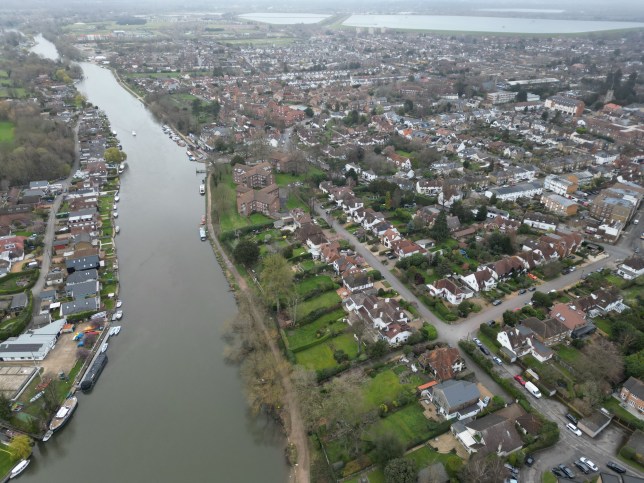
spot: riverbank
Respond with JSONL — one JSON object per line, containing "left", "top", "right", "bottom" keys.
{"left": 205, "top": 173, "right": 310, "bottom": 483}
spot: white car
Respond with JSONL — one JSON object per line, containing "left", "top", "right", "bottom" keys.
{"left": 566, "top": 422, "right": 582, "bottom": 436}
{"left": 473, "top": 337, "right": 483, "bottom": 347}
{"left": 579, "top": 457, "right": 597, "bottom": 472}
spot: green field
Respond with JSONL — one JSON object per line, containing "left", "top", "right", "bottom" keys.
{"left": 363, "top": 369, "right": 413, "bottom": 410}
{"left": 294, "top": 332, "right": 359, "bottom": 370}
{"left": 285, "top": 308, "right": 346, "bottom": 350}
{"left": 366, "top": 403, "right": 444, "bottom": 445}
{"left": 295, "top": 275, "right": 336, "bottom": 299}
{"left": 0, "top": 121, "right": 14, "bottom": 143}
{"left": 298, "top": 291, "right": 341, "bottom": 319}
{"left": 0, "top": 445, "right": 16, "bottom": 480}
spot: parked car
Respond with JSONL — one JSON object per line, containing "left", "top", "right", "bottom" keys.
{"left": 558, "top": 464, "right": 575, "bottom": 479}
{"left": 514, "top": 375, "right": 526, "bottom": 386}
{"left": 606, "top": 461, "right": 626, "bottom": 474}
{"left": 524, "top": 454, "right": 535, "bottom": 467}
{"left": 481, "top": 396, "right": 491, "bottom": 407}
{"left": 487, "top": 320, "right": 496, "bottom": 327}
{"left": 565, "top": 413, "right": 578, "bottom": 425}
{"left": 574, "top": 460, "right": 590, "bottom": 474}
{"left": 473, "top": 337, "right": 483, "bottom": 347}
{"left": 479, "top": 346, "right": 490, "bottom": 356}
{"left": 579, "top": 457, "right": 597, "bottom": 472}
{"left": 493, "top": 356, "right": 503, "bottom": 365}
{"left": 566, "top": 423, "right": 582, "bottom": 436}
{"left": 518, "top": 288, "right": 527, "bottom": 295}
{"left": 503, "top": 463, "right": 518, "bottom": 476}
{"left": 528, "top": 287, "right": 537, "bottom": 292}
{"left": 551, "top": 468, "right": 564, "bottom": 478}
{"left": 492, "top": 299, "right": 502, "bottom": 306}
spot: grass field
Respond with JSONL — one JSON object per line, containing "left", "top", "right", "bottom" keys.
{"left": 285, "top": 308, "right": 346, "bottom": 350}
{"left": 294, "top": 332, "right": 359, "bottom": 370}
{"left": 0, "top": 121, "right": 14, "bottom": 143}
{"left": 363, "top": 369, "right": 413, "bottom": 410}
{"left": 366, "top": 403, "right": 441, "bottom": 445}
{"left": 0, "top": 446, "right": 16, "bottom": 480}
{"left": 555, "top": 345, "right": 582, "bottom": 364}
{"left": 295, "top": 275, "right": 336, "bottom": 298}
{"left": 298, "top": 291, "right": 341, "bottom": 319}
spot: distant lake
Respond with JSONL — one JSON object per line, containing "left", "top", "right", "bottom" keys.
{"left": 478, "top": 9, "right": 566, "bottom": 14}
{"left": 240, "top": 13, "right": 330, "bottom": 24}
{"left": 343, "top": 14, "right": 644, "bottom": 34}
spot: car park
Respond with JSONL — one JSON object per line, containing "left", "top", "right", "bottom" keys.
{"left": 565, "top": 413, "right": 578, "bottom": 424}
{"left": 514, "top": 375, "right": 526, "bottom": 386}
{"left": 559, "top": 464, "right": 575, "bottom": 479}
{"left": 606, "top": 461, "right": 626, "bottom": 473}
{"left": 574, "top": 460, "right": 590, "bottom": 474}
{"left": 566, "top": 423, "right": 582, "bottom": 436}
{"left": 579, "top": 457, "right": 597, "bottom": 472}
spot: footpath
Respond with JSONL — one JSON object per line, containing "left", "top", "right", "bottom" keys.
{"left": 205, "top": 174, "right": 310, "bottom": 483}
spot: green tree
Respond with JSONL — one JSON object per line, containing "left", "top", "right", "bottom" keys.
{"left": 304, "top": 106, "right": 314, "bottom": 117}
{"left": 430, "top": 210, "right": 450, "bottom": 243}
{"left": 384, "top": 458, "right": 416, "bottom": 483}
{"left": 104, "top": 147, "right": 127, "bottom": 164}
{"left": 0, "top": 393, "right": 11, "bottom": 421}
{"left": 516, "top": 90, "right": 528, "bottom": 102}
{"left": 531, "top": 291, "right": 554, "bottom": 309}
{"left": 458, "top": 300, "right": 473, "bottom": 317}
{"left": 486, "top": 232, "right": 515, "bottom": 255}
{"left": 373, "top": 432, "right": 405, "bottom": 468}
{"left": 8, "top": 435, "right": 31, "bottom": 461}
{"left": 384, "top": 191, "right": 392, "bottom": 210}
{"left": 233, "top": 239, "right": 260, "bottom": 267}
{"left": 475, "top": 205, "right": 488, "bottom": 221}
{"left": 260, "top": 254, "right": 294, "bottom": 312}
{"left": 366, "top": 339, "right": 389, "bottom": 358}
{"left": 403, "top": 99, "right": 414, "bottom": 113}
{"left": 625, "top": 350, "right": 644, "bottom": 379}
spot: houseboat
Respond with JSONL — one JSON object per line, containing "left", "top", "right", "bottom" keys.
{"left": 80, "top": 354, "right": 108, "bottom": 392}
{"left": 199, "top": 183, "right": 206, "bottom": 195}
{"left": 200, "top": 226, "right": 207, "bottom": 241}
{"left": 49, "top": 396, "right": 78, "bottom": 432}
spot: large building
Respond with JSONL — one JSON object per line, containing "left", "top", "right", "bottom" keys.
{"left": 589, "top": 183, "right": 643, "bottom": 224}
{"left": 232, "top": 161, "right": 275, "bottom": 188}
{"left": 544, "top": 96, "right": 585, "bottom": 117}
{"left": 541, "top": 193, "right": 578, "bottom": 216}
{"left": 485, "top": 181, "right": 543, "bottom": 202}
{"left": 486, "top": 91, "right": 518, "bottom": 105}
{"left": 236, "top": 184, "right": 280, "bottom": 217}
{"left": 544, "top": 174, "right": 578, "bottom": 196}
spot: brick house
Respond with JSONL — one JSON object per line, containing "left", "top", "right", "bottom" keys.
{"left": 620, "top": 377, "right": 644, "bottom": 415}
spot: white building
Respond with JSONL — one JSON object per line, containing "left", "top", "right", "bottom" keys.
{"left": 0, "top": 319, "right": 66, "bottom": 361}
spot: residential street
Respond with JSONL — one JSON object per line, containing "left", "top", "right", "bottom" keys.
{"left": 314, "top": 202, "right": 644, "bottom": 478}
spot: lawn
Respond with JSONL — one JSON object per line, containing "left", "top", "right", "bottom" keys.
{"left": 286, "top": 192, "right": 307, "bottom": 210}
{"left": 363, "top": 370, "right": 412, "bottom": 410}
{"left": 298, "top": 291, "right": 341, "bottom": 320}
{"left": 365, "top": 403, "right": 443, "bottom": 445}
{"left": 295, "top": 275, "right": 336, "bottom": 298}
{"left": 294, "top": 332, "right": 359, "bottom": 370}
{"left": 0, "top": 121, "right": 14, "bottom": 143}
{"left": 0, "top": 446, "right": 15, "bottom": 480}
{"left": 285, "top": 308, "right": 346, "bottom": 350}
{"left": 555, "top": 345, "right": 581, "bottom": 364}
{"left": 604, "top": 397, "right": 644, "bottom": 429}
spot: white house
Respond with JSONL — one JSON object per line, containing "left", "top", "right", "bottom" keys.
{"left": 460, "top": 268, "right": 497, "bottom": 292}
{"left": 427, "top": 278, "right": 473, "bottom": 305}
{"left": 617, "top": 256, "right": 644, "bottom": 280}
{"left": 379, "top": 323, "right": 413, "bottom": 346}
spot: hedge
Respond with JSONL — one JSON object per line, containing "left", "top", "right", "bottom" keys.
{"left": 219, "top": 221, "right": 274, "bottom": 240}
{"left": 290, "top": 331, "right": 335, "bottom": 353}
{"left": 298, "top": 303, "right": 343, "bottom": 326}
{"left": 422, "top": 323, "right": 438, "bottom": 341}
{"left": 290, "top": 252, "right": 313, "bottom": 264}
{"left": 479, "top": 323, "right": 501, "bottom": 347}
{"left": 317, "top": 362, "right": 351, "bottom": 382}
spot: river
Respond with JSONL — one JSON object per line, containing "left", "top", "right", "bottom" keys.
{"left": 24, "top": 35, "right": 288, "bottom": 483}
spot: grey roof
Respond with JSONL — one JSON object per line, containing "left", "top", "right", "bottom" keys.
{"left": 66, "top": 268, "right": 98, "bottom": 285}
{"left": 10, "top": 293, "right": 28, "bottom": 310}
{"left": 597, "top": 474, "right": 620, "bottom": 483}
{"left": 434, "top": 379, "right": 480, "bottom": 409}
{"left": 60, "top": 298, "right": 99, "bottom": 316}
{"left": 623, "top": 377, "right": 644, "bottom": 401}
{"left": 67, "top": 280, "right": 99, "bottom": 300}
{"left": 0, "top": 343, "right": 43, "bottom": 353}
{"left": 65, "top": 256, "right": 100, "bottom": 272}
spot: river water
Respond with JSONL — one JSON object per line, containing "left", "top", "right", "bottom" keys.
{"left": 25, "top": 35, "right": 288, "bottom": 483}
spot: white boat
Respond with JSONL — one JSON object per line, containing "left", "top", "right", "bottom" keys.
{"left": 114, "top": 310, "right": 123, "bottom": 321}
{"left": 118, "top": 162, "right": 126, "bottom": 173}
{"left": 113, "top": 203, "right": 117, "bottom": 210}
{"left": 42, "top": 430, "right": 53, "bottom": 442}
{"left": 116, "top": 299, "right": 123, "bottom": 308}
{"left": 101, "top": 343, "right": 108, "bottom": 353}
{"left": 113, "top": 211, "right": 118, "bottom": 218}
{"left": 9, "top": 459, "right": 30, "bottom": 479}
{"left": 49, "top": 396, "right": 78, "bottom": 432}
{"left": 199, "top": 184, "right": 205, "bottom": 195}
{"left": 112, "top": 325, "right": 121, "bottom": 336}
{"left": 114, "top": 195, "right": 120, "bottom": 202}
{"left": 132, "top": 131, "right": 136, "bottom": 136}
{"left": 115, "top": 226, "right": 120, "bottom": 234}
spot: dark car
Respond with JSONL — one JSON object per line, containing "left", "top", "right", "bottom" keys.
{"left": 524, "top": 454, "right": 535, "bottom": 467}
{"left": 558, "top": 464, "right": 575, "bottom": 479}
{"left": 606, "top": 461, "right": 626, "bottom": 474}
{"left": 492, "top": 299, "right": 502, "bottom": 306}
{"left": 528, "top": 286, "right": 537, "bottom": 292}
{"left": 479, "top": 346, "right": 490, "bottom": 356}
{"left": 574, "top": 460, "right": 590, "bottom": 474}
{"left": 552, "top": 468, "right": 564, "bottom": 477}
{"left": 565, "top": 413, "right": 578, "bottom": 425}
{"left": 518, "top": 288, "right": 527, "bottom": 295}
{"left": 487, "top": 320, "right": 497, "bottom": 326}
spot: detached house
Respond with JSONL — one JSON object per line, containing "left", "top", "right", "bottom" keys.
{"left": 521, "top": 317, "right": 570, "bottom": 346}
{"left": 620, "top": 377, "right": 644, "bottom": 414}
{"left": 427, "top": 380, "right": 481, "bottom": 421}
{"left": 342, "top": 269, "right": 374, "bottom": 293}
{"left": 391, "top": 239, "right": 426, "bottom": 259}
{"left": 452, "top": 413, "right": 523, "bottom": 457}
{"left": 497, "top": 325, "right": 554, "bottom": 362}
{"left": 380, "top": 323, "right": 413, "bottom": 346}
{"left": 418, "top": 347, "right": 466, "bottom": 381}
{"left": 427, "top": 278, "right": 473, "bottom": 305}
{"left": 617, "top": 256, "right": 644, "bottom": 280}
{"left": 460, "top": 267, "right": 497, "bottom": 293}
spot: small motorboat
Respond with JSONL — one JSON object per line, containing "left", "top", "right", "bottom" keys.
{"left": 113, "top": 211, "right": 118, "bottom": 218}
{"left": 111, "top": 310, "right": 123, "bottom": 321}
{"left": 114, "top": 195, "right": 120, "bottom": 202}
{"left": 9, "top": 459, "right": 30, "bottom": 479}
{"left": 115, "top": 226, "right": 120, "bottom": 234}
{"left": 116, "top": 299, "right": 123, "bottom": 308}
{"left": 132, "top": 131, "right": 136, "bottom": 136}
{"left": 42, "top": 430, "right": 53, "bottom": 442}
{"left": 101, "top": 343, "right": 108, "bottom": 353}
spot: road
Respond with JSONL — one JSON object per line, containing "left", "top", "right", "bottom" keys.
{"left": 313, "top": 202, "right": 643, "bottom": 478}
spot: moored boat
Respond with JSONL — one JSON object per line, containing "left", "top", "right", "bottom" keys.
{"left": 42, "top": 430, "right": 53, "bottom": 442}
{"left": 9, "top": 459, "right": 30, "bottom": 479}
{"left": 101, "top": 343, "right": 108, "bottom": 353}
{"left": 132, "top": 131, "right": 136, "bottom": 136}
{"left": 49, "top": 396, "right": 78, "bottom": 432}
{"left": 116, "top": 299, "right": 123, "bottom": 308}
{"left": 115, "top": 226, "right": 120, "bottom": 234}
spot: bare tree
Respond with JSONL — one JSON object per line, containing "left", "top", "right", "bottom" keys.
{"left": 459, "top": 454, "right": 506, "bottom": 483}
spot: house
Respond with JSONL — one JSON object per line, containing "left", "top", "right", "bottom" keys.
{"left": 497, "top": 325, "right": 554, "bottom": 362}
{"left": 550, "top": 303, "right": 588, "bottom": 331}
{"left": 9, "top": 293, "right": 28, "bottom": 314}
{"left": 379, "top": 322, "right": 413, "bottom": 346}
{"left": 391, "top": 239, "right": 426, "bottom": 259}
{"left": 428, "top": 380, "right": 481, "bottom": 420}
{"left": 577, "top": 288, "right": 628, "bottom": 317}
{"left": 342, "top": 269, "right": 373, "bottom": 293}
{"left": 485, "top": 256, "right": 525, "bottom": 281}
{"left": 520, "top": 317, "right": 570, "bottom": 345}
{"left": 620, "top": 377, "right": 644, "bottom": 415}
{"left": 380, "top": 228, "right": 401, "bottom": 248}
{"left": 0, "top": 318, "right": 66, "bottom": 361}
{"left": 522, "top": 212, "right": 557, "bottom": 231}
{"left": 348, "top": 295, "right": 410, "bottom": 330}
{"left": 544, "top": 96, "right": 585, "bottom": 116}
{"left": 65, "top": 255, "right": 100, "bottom": 274}
{"left": 460, "top": 268, "right": 497, "bottom": 292}
{"left": 541, "top": 193, "right": 579, "bottom": 216}
{"left": 452, "top": 413, "right": 523, "bottom": 456}
{"left": 544, "top": 174, "right": 578, "bottom": 196}
{"left": 418, "top": 347, "right": 466, "bottom": 381}
{"left": 66, "top": 268, "right": 98, "bottom": 285}
{"left": 427, "top": 278, "right": 472, "bottom": 305}
{"left": 416, "top": 179, "right": 443, "bottom": 196}
{"left": 66, "top": 280, "right": 100, "bottom": 300}
{"left": 617, "top": 256, "right": 644, "bottom": 280}
{"left": 60, "top": 298, "right": 99, "bottom": 317}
